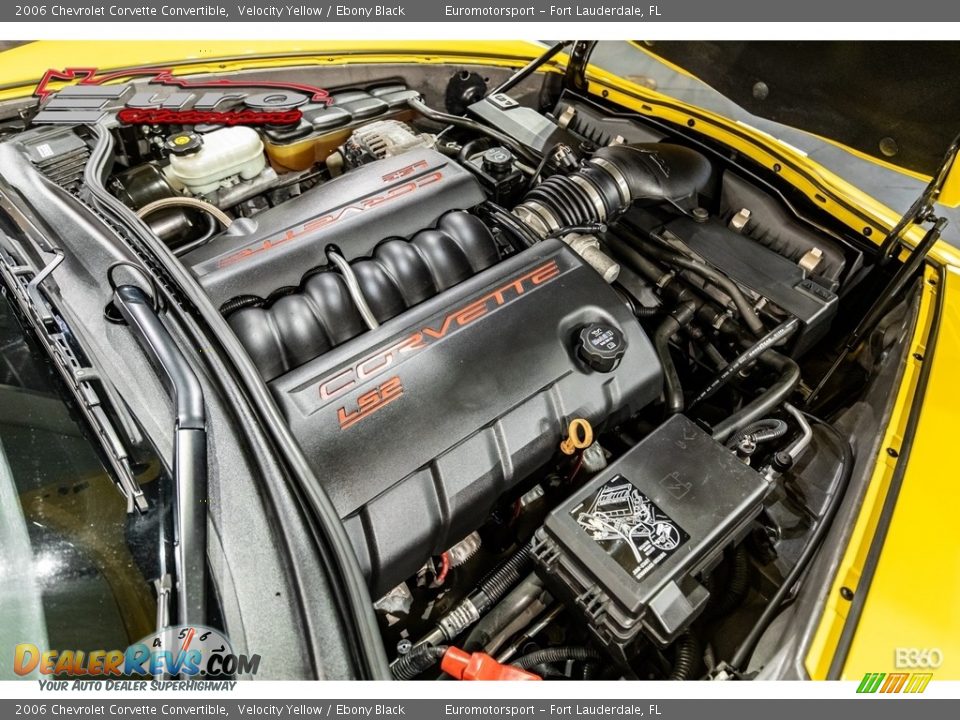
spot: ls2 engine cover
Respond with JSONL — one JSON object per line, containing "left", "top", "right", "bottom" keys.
{"left": 269, "top": 239, "right": 663, "bottom": 595}
{"left": 184, "top": 148, "right": 485, "bottom": 307}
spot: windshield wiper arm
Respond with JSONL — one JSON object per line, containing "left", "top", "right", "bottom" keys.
{"left": 113, "top": 283, "right": 208, "bottom": 626}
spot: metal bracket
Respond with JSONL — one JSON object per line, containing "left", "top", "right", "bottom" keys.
{"left": 878, "top": 130, "right": 959, "bottom": 262}
{"left": 26, "top": 249, "right": 63, "bottom": 333}
{"left": 563, "top": 41, "right": 598, "bottom": 95}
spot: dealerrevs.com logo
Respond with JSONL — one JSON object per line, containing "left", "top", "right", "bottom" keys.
{"left": 14, "top": 625, "right": 259, "bottom": 679}
{"left": 32, "top": 67, "right": 332, "bottom": 126}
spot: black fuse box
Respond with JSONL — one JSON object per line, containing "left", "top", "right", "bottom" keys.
{"left": 533, "top": 415, "right": 769, "bottom": 664}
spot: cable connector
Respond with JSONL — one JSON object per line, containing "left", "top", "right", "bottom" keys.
{"left": 441, "top": 648, "right": 541, "bottom": 681}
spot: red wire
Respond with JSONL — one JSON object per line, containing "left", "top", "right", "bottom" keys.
{"left": 436, "top": 551, "right": 451, "bottom": 585}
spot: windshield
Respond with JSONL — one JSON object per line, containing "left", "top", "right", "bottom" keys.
{"left": 0, "top": 287, "right": 157, "bottom": 679}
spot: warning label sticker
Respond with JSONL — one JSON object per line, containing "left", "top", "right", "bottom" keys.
{"left": 570, "top": 475, "right": 689, "bottom": 582}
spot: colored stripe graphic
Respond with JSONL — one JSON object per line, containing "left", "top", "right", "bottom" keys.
{"left": 857, "top": 672, "right": 931, "bottom": 694}
{"left": 904, "top": 673, "right": 933, "bottom": 693}
{"left": 880, "top": 673, "right": 909, "bottom": 693}
{"left": 857, "top": 672, "right": 886, "bottom": 693}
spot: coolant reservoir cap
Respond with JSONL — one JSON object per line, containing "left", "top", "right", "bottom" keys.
{"left": 578, "top": 322, "right": 626, "bottom": 373}
{"left": 165, "top": 132, "right": 203, "bottom": 156}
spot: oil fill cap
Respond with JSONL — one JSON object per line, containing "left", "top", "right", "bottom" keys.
{"left": 578, "top": 322, "right": 626, "bottom": 373}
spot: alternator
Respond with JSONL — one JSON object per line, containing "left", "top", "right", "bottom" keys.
{"left": 343, "top": 119, "right": 435, "bottom": 166}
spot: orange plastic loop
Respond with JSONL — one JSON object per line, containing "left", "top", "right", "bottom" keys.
{"left": 560, "top": 418, "right": 593, "bottom": 455}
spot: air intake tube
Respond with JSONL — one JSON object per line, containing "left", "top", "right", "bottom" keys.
{"left": 513, "top": 143, "right": 712, "bottom": 237}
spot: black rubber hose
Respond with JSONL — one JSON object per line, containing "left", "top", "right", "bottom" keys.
{"left": 525, "top": 173, "right": 606, "bottom": 226}
{"left": 605, "top": 234, "right": 674, "bottom": 287}
{"left": 689, "top": 318, "right": 800, "bottom": 408}
{"left": 392, "top": 645, "right": 448, "bottom": 681}
{"left": 524, "top": 141, "right": 566, "bottom": 191}
{"left": 713, "top": 544, "right": 751, "bottom": 617}
{"left": 626, "top": 231, "right": 766, "bottom": 337}
{"left": 711, "top": 351, "right": 800, "bottom": 444}
{"left": 728, "top": 416, "right": 854, "bottom": 673}
{"left": 634, "top": 305, "right": 663, "bottom": 318}
{"left": 613, "top": 282, "right": 663, "bottom": 319}
{"left": 669, "top": 632, "right": 701, "bottom": 681}
{"left": 458, "top": 137, "right": 494, "bottom": 164}
{"left": 463, "top": 574, "right": 544, "bottom": 652}
{"left": 591, "top": 143, "right": 713, "bottom": 207}
{"left": 530, "top": 663, "right": 568, "bottom": 679}
{"left": 729, "top": 418, "right": 790, "bottom": 449}
{"left": 512, "top": 646, "right": 601, "bottom": 671}
{"left": 408, "top": 96, "right": 539, "bottom": 165}
{"left": 545, "top": 222, "right": 608, "bottom": 239}
{"left": 514, "top": 143, "right": 711, "bottom": 238}
{"left": 700, "top": 338, "right": 729, "bottom": 370}
{"left": 653, "top": 302, "right": 696, "bottom": 416}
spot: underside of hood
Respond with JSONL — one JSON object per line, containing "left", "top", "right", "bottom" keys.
{"left": 639, "top": 41, "right": 960, "bottom": 177}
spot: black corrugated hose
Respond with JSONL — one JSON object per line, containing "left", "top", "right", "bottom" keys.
{"left": 713, "top": 544, "right": 751, "bottom": 617}
{"left": 669, "top": 632, "right": 701, "bottom": 681}
{"left": 470, "top": 539, "right": 536, "bottom": 616}
{"left": 512, "top": 646, "right": 601, "bottom": 671}
{"left": 219, "top": 295, "right": 264, "bottom": 316}
{"left": 392, "top": 645, "right": 449, "bottom": 681}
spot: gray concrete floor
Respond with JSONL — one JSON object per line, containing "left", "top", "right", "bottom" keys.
{"left": 591, "top": 41, "right": 960, "bottom": 249}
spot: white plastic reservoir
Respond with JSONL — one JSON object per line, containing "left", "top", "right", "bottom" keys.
{"left": 165, "top": 127, "right": 266, "bottom": 195}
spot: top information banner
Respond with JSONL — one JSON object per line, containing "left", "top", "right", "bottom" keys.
{"left": 4, "top": 0, "right": 957, "bottom": 23}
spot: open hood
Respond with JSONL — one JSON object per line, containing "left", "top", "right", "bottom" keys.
{"left": 639, "top": 41, "right": 960, "bottom": 177}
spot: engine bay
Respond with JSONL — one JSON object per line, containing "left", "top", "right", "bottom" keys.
{"left": 1, "top": 64, "right": 892, "bottom": 680}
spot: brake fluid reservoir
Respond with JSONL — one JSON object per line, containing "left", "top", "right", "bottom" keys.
{"left": 164, "top": 127, "right": 266, "bottom": 195}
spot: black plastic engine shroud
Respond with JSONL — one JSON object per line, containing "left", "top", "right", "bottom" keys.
{"left": 269, "top": 239, "right": 663, "bottom": 595}
{"left": 184, "top": 148, "right": 486, "bottom": 307}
